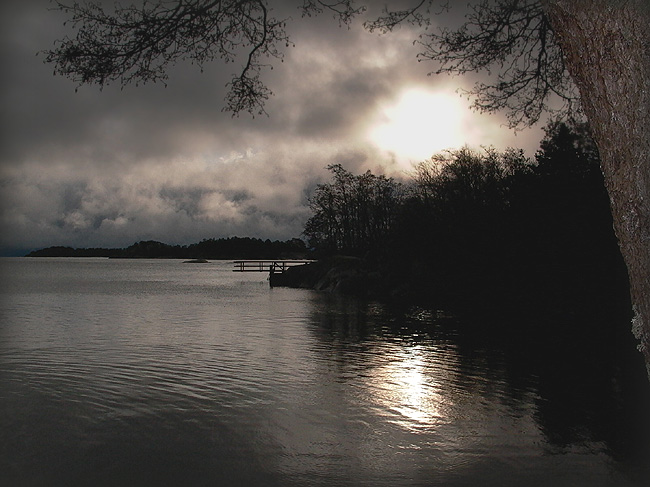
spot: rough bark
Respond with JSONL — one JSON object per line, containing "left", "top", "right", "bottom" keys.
{"left": 543, "top": 0, "right": 650, "bottom": 375}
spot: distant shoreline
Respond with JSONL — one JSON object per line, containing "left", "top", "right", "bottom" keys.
{"left": 24, "top": 237, "right": 309, "bottom": 261}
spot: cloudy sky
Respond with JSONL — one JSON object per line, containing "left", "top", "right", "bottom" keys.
{"left": 1, "top": 1, "right": 547, "bottom": 255}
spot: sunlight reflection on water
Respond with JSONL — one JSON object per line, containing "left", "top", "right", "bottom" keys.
{"left": 376, "top": 345, "right": 451, "bottom": 428}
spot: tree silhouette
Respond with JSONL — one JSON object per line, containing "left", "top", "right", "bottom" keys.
{"left": 44, "top": 1, "right": 363, "bottom": 115}
{"left": 304, "top": 164, "right": 401, "bottom": 256}
{"left": 383, "top": 128, "right": 625, "bottom": 317}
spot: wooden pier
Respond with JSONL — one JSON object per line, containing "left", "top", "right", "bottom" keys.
{"left": 232, "top": 260, "right": 315, "bottom": 273}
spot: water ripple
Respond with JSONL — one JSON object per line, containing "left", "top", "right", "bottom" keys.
{"left": 1, "top": 258, "right": 647, "bottom": 487}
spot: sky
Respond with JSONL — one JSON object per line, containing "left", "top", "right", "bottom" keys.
{"left": 1, "top": 1, "right": 547, "bottom": 255}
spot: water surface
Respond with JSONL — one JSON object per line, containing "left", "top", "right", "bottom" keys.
{"left": 1, "top": 258, "right": 648, "bottom": 486}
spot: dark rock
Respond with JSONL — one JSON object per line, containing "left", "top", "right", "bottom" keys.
{"left": 271, "top": 256, "right": 385, "bottom": 297}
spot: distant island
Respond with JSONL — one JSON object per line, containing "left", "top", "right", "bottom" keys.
{"left": 25, "top": 237, "right": 308, "bottom": 260}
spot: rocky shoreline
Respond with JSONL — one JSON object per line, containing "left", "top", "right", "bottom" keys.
{"left": 270, "top": 256, "right": 390, "bottom": 298}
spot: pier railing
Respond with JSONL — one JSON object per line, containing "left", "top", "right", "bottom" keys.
{"left": 232, "top": 260, "right": 315, "bottom": 273}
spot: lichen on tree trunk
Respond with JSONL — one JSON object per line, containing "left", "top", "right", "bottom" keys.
{"left": 544, "top": 0, "right": 650, "bottom": 376}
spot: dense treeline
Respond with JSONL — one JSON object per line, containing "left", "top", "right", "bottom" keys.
{"left": 303, "top": 121, "right": 630, "bottom": 317}
{"left": 304, "top": 164, "right": 402, "bottom": 255}
{"left": 26, "top": 236, "right": 307, "bottom": 260}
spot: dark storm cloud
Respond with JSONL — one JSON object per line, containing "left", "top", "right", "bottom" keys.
{"left": 1, "top": 1, "right": 236, "bottom": 165}
{"left": 0, "top": 0, "right": 544, "bottom": 253}
{"left": 270, "top": 43, "right": 402, "bottom": 137}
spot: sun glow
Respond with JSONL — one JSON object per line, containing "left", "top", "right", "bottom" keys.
{"left": 368, "top": 88, "right": 467, "bottom": 165}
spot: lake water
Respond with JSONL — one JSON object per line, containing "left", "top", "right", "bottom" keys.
{"left": 1, "top": 257, "right": 649, "bottom": 486}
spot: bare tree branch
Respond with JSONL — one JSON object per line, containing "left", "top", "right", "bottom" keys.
{"left": 300, "top": 0, "right": 365, "bottom": 24}
{"left": 363, "top": 0, "right": 450, "bottom": 32}
{"left": 44, "top": 0, "right": 365, "bottom": 116}
{"left": 414, "top": 0, "right": 578, "bottom": 127}
{"left": 44, "top": 0, "right": 576, "bottom": 124}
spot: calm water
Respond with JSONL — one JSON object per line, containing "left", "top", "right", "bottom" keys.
{"left": 1, "top": 258, "right": 649, "bottom": 486}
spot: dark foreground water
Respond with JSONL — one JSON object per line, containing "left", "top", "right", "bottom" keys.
{"left": 1, "top": 258, "right": 649, "bottom": 486}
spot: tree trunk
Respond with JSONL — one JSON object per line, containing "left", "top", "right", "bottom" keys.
{"left": 544, "top": 0, "right": 650, "bottom": 376}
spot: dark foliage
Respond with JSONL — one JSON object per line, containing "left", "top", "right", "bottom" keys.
{"left": 303, "top": 164, "right": 402, "bottom": 258}
{"left": 306, "top": 121, "right": 629, "bottom": 318}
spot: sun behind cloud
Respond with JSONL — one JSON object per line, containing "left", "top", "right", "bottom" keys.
{"left": 367, "top": 87, "right": 467, "bottom": 166}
